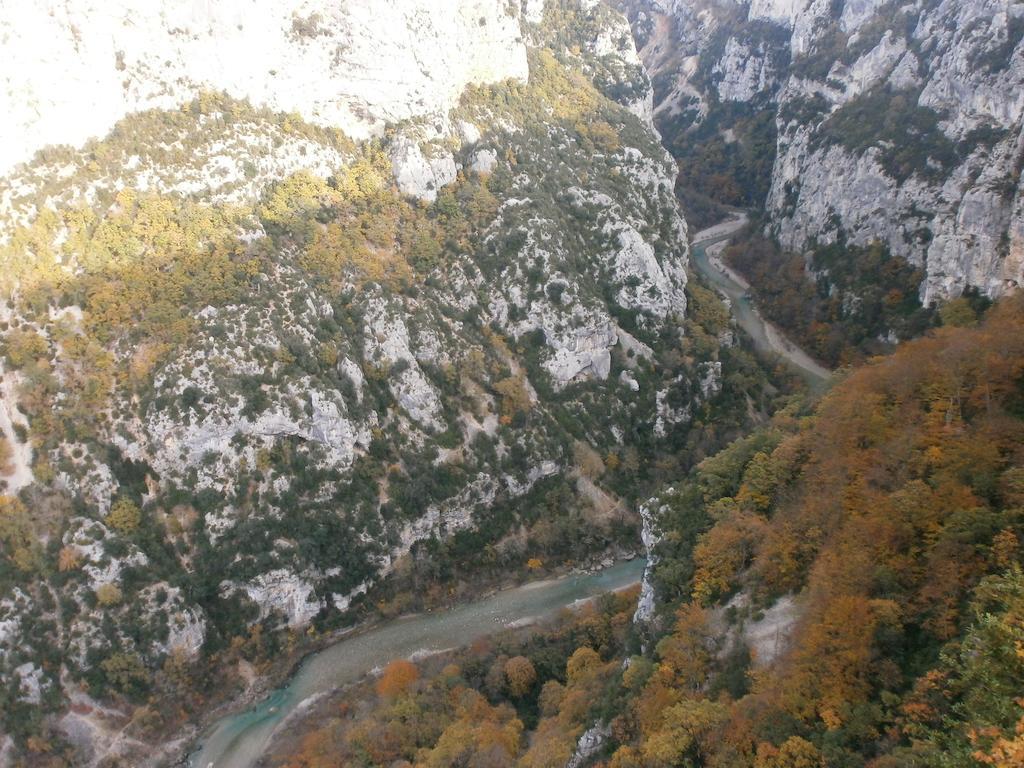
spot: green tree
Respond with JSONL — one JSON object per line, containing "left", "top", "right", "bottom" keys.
{"left": 101, "top": 651, "right": 148, "bottom": 696}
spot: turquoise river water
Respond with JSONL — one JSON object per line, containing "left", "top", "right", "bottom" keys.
{"left": 188, "top": 558, "right": 646, "bottom": 768}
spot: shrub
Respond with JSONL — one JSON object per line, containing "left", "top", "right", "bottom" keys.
{"left": 105, "top": 498, "right": 141, "bottom": 534}
{"left": 95, "top": 583, "right": 123, "bottom": 606}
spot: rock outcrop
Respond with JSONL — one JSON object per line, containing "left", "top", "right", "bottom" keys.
{"left": 389, "top": 137, "right": 460, "bottom": 203}
{"left": 566, "top": 722, "right": 613, "bottom": 768}
{"left": 632, "top": 497, "right": 663, "bottom": 629}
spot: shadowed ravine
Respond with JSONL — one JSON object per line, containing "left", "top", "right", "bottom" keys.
{"left": 689, "top": 215, "right": 833, "bottom": 389}
{"left": 188, "top": 559, "right": 646, "bottom": 768}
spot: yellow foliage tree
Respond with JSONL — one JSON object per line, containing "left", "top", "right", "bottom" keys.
{"left": 640, "top": 698, "right": 728, "bottom": 768}
{"left": 0, "top": 495, "right": 42, "bottom": 573}
{"left": 566, "top": 647, "right": 602, "bottom": 686}
{"left": 691, "top": 511, "right": 768, "bottom": 605}
{"left": 504, "top": 656, "right": 537, "bottom": 698}
{"left": 259, "top": 170, "right": 340, "bottom": 235}
{"left": 754, "top": 736, "right": 825, "bottom": 768}
{"left": 4, "top": 328, "right": 49, "bottom": 368}
{"left": 655, "top": 604, "right": 714, "bottom": 691}
{"left": 106, "top": 498, "right": 141, "bottom": 534}
{"left": 494, "top": 374, "right": 532, "bottom": 421}
{"left": 96, "top": 583, "right": 123, "bottom": 606}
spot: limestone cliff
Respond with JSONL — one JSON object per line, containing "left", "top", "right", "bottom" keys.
{"left": 620, "top": 0, "right": 1024, "bottom": 303}
{"left": 0, "top": 0, "right": 529, "bottom": 177}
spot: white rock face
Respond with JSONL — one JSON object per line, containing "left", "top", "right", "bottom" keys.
{"left": 714, "top": 37, "right": 776, "bottom": 103}
{"left": 143, "top": 286, "right": 375, "bottom": 487}
{"left": 164, "top": 607, "right": 207, "bottom": 658}
{"left": 470, "top": 148, "right": 499, "bottom": 175}
{"left": 148, "top": 391, "right": 370, "bottom": 480}
{"left": 766, "top": 0, "right": 1024, "bottom": 302}
{"left": 698, "top": 361, "right": 723, "bottom": 399}
{"left": 743, "top": 594, "right": 799, "bottom": 666}
{"left": 834, "top": 32, "right": 908, "bottom": 102}
{"left": 65, "top": 519, "right": 149, "bottom": 589}
{"left": 612, "top": 226, "right": 688, "bottom": 317}
{"left": 567, "top": 722, "right": 612, "bottom": 768}
{"left": 654, "top": 379, "right": 691, "bottom": 438}
{"left": 0, "top": 364, "right": 33, "bottom": 493}
{"left": 364, "top": 299, "right": 446, "bottom": 430}
{"left": 13, "top": 662, "right": 44, "bottom": 705}
{"left": 230, "top": 569, "right": 323, "bottom": 628}
{"left": 390, "top": 136, "right": 459, "bottom": 202}
{"left": 747, "top": 0, "right": 810, "bottom": 27}
{"left": 0, "top": 589, "right": 30, "bottom": 664}
{"left": 0, "top": 0, "right": 529, "bottom": 176}
{"left": 543, "top": 324, "right": 618, "bottom": 385}
{"left": 633, "top": 497, "right": 663, "bottom": 627}
{"left": 523, "top": 0, "right": 546, "bottom": 24}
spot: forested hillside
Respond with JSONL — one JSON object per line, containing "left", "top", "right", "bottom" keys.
{"left": 272, "top": 295, "right": 1024, "bottom": 767}
{"left": 632, "top": 294, "right": 1024, "bottom": 767}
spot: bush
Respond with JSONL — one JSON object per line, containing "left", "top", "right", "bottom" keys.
{"left": 95, "top": 583, "right": 123, "bottom": 606}
{"left": 105, "top": 498, "right": 141, "bottom": 535}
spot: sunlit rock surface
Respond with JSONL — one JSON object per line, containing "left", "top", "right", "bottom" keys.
{"left": 0, "top": 0, "right": 529, "bottom": 176}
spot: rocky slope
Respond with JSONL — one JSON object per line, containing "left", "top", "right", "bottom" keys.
{"left": 0, "top": 2, "right": 740, "bottom": 764}
{"left": 618, "top": 0, "right": 1024, "bottom": 304}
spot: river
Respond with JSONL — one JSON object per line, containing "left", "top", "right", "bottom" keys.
{"left": 689, "top": 215, "right": 832, "bottom": 389}
{"left": 187, "top": 558, "right": 645, "bottom": 768}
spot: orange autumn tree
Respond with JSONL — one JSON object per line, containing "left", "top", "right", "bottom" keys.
{"left": 504, "top": 655, "right": 537, "bottom": 698}
{"left": 375, "top": 659, "right": 419, "bottom": 699}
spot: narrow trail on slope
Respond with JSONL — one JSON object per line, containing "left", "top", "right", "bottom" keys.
{"left": 689, "top": 213, "right": 833, "bottom": 389}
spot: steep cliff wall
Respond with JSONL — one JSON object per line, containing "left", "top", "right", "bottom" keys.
{"left": 621, "top": 0, "right": 1024, "bottom": 303}
{"left": 0, "top": 0, "right": 529, "bottom": 176}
